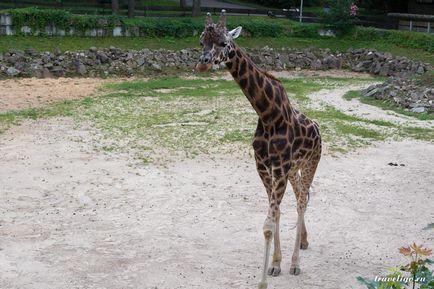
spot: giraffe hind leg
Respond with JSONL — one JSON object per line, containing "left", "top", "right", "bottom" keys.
{"left": 288, "top": 171, "right": 308, "bottom": 250}
{"left": 288, "top": 157, "right": 320, "bottom": 275}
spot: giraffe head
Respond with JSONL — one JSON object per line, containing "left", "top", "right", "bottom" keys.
{"left": 196, "top": 11, "right": 242, "bottom": 72}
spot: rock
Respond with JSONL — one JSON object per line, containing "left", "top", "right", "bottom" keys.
{"left": 51, "top": 66, "right": 64, "bottom": 76}
{"left": 75, "top": 61, "right": 87, "bottom": 75}
{"left": 410, "top": 107, "right": 426, "bottom": 113}
{"left": 6, "top": 66, "right": 20, "bottom": 76}
{"left": 310, "top": 59, "right": 322, "bottom": 70}
{"left": 417, "top": 66, "right": 425, "bottom": 74}
{"left": 364, "top": 87, "right": 379, "bottom": 97}
{"left": 97, "top": 51, "right": 110, "bottom": 64}
{"left": 152, "top": 63, "right": 162, "bottom": 72}
{"left": 136, "top": 57, "right": 145, "bottom": 67}
{"left": 24, "top": 48, "right": 36, "bottom": 56}
{"left": 42, "top": 68, "right": 52, "bottom": 78}
{"left": 53, "top": 47, "right": 61, "bottom": 56}
{"left": 89, "top": 46, "right": 98, "bottom": 53}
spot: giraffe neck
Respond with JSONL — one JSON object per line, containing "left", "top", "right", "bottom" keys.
{"left": 225, "top": 43, "right": 292, "bottom": 124}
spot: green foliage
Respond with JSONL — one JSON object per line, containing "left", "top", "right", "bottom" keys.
{"left": 227, "top": 18, "right": 286, "bottom": 37}
{"left": 291, "top": 22, "right": 322, "bottom": 38}
{"left": 351, "top": 27, "right": 434, "bottom": 53}
{"left": 319, "top": 0, "right": 356, "bottom": 35}
{"left": 5, "top": 7, "right": 122, "bottom": 33}
{"left": 358, "top": 244, "right": 434, "bottom": 289}
{"left": 2, "top": 8, "right": 433, "bottom": 55}
{"left": 8, "top": 7, "right": 70, "bottom": 31}
{"left": 3, "top": 8, "right": 289, "bottom": 37}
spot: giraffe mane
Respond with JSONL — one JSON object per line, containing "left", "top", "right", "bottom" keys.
{"left": 263, "top": 71, "right": 281, "bottom": 83}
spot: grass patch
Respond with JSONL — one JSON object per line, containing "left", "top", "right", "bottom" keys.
{"left": 335, "top": 122, "right": 384, "bottom": 140}
{"left": 1, "top": 76, "right": 432, "bottom": 161}
{"left": 344, "top": 90, "right": 434, "bottom": 121}
{"left": 0, "top": 100, "right": 75, "bottom": 128}
{"left": 400, "top": 126, "right": 434, "bottom": 141}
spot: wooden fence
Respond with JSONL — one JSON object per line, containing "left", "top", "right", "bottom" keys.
{"left": 388, "top": 13, "right": 434, "bottom": 34}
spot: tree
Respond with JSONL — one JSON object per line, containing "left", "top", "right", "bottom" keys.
{"left": 180, "top": 0, "right": 186, "bottom": 8}
{"left": 111, "top": 0, "right": 119, "bottom": 15}
{"left": 128, "top": 0, "right": 135, "bottom": 18}
{"left": 320, "top": 0, "right": 356, "bottom": 35}
{"left": 192, "top": 0, "right": 201, "bottom": 17}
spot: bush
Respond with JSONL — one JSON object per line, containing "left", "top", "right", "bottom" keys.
{"left": 351, "top": 27, "right": 434, "bottom": 53}
{"left": 8, "top": 7, "right": 71, "bottom": 31}
{"left": 2, "top": 8, "right": 291, "bottom": 37}
{"left": 319, "top": 0, "right": 356, "bottom": 35}
{"left": 2, "top": 8, "right": 433, "bottom": 54}
{"left": 291, "top": 22, "right": 321, "bottom": 38}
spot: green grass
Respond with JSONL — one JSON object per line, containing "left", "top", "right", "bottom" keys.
{"left": 344, "top": 90, "right": 434, "bottom": 121}
{"left": 0, "top": 100, "right": 75, "bottom": 133}
{"left": 1, "top": 35, "right": 433, "bottom": 65}
{"left": 1, "top": 76, "right": 433, "bottom": 161}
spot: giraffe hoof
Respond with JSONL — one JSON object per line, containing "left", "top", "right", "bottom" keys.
{"left": 289, "top": 266, "right": 301, "bottom": 275}
{"left": 267, "top": 266, "right": 281, "bottom": 277}
{"left": 300, "top": 241, "right": 309, "bottom": 250}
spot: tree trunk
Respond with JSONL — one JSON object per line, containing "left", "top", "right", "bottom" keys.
{"left": 180, "top": 0, "right": 186, "bottom": 8}
{"left": 111, "top": 0, "right": 119, "bottom": 15}
{"left": 192, "top": 0, "right": 201, "bottom": 17}
{"left": 128, "top": 0, "right": 135, "bottom": 18}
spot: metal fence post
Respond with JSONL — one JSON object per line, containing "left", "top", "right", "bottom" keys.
{"left": 409, "top": 20, "right": 412, "bottom": 31}
{"left": 428, "top": 21, "right": 431, "bottom": 33}
{"left": 299, "top": 0, "right": 303, "bottom": 23}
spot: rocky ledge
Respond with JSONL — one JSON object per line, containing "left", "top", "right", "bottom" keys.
{"left": 0, "top": 47, "right": 431, "bottom": 78}
{"left": 362, "top": 77, "right": 434, "bottom": 114}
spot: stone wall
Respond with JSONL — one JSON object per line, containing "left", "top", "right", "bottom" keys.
{"left": 0, "top": 47, "right": 431, "bottom": 78}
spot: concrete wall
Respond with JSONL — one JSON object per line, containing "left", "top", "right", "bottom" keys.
{"left": 0, "top": 13, "right": 132, "bottom": 37}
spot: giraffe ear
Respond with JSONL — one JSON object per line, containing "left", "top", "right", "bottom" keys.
{"left": 228, "top": 26, "right": 242, "bottom": 39}
{"left": 205, "top": 12, "right": 213, "bottom": 26}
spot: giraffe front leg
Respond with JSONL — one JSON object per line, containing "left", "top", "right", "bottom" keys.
{"left": 300, "top": 218, "right": 309, "bottom": 250}
{"left": 258, "top": 217, "right": 275, "bottom": 289}
{"left": 258, "top": 170, "right": 287, "bottom": 288}
{"left": 267, "top": 209, "right": 281, "bottom": 277}
{"left": 289, "top": 205, "right": 305, "bottom": 275}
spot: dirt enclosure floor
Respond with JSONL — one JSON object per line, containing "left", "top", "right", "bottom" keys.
{"left": 0, "top": 75, "right": 433, "bottom": 289}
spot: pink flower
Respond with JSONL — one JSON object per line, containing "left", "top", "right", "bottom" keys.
{"left": 350, "top": 3, "right": 358, "bottom": 16}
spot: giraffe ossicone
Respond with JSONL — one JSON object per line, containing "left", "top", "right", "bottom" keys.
{"left": 196, "top": 11, "right": 322, "bottom": 289}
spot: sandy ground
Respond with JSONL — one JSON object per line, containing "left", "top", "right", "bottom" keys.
{"left": 0, "top": 75, "right": 433, "bottom": 289}
{"left": 0, "top": 117, "right": 433, "bottom": 289}
{"left": 0, "top": 77, "right": 120, "bottom": 112}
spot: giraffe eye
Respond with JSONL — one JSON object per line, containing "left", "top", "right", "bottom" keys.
{"left": 200, "top": 42, "right": 204, "bottom": 47}
{"left": 219, "top": 42, "right": 227, "bottom": 47}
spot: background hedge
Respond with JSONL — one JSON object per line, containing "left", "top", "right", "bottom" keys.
{"left": 2, "top": 8, "right": 433, "bottom": 53}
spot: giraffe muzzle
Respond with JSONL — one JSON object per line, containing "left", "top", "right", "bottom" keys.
{"left": 195, "top": 62, "right": 212, "bottom": 72}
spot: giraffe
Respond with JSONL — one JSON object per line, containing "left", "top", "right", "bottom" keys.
{"left": 196, "top": 12, "right": 322, "bottom": 289}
